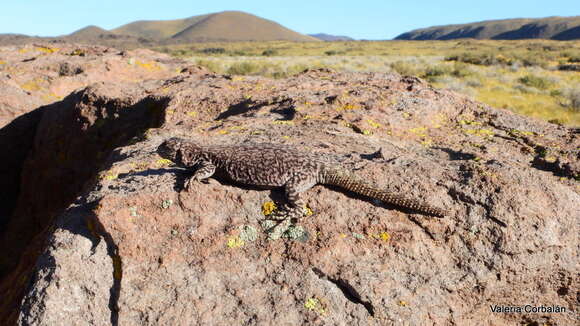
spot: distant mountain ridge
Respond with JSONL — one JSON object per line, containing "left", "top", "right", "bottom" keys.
{"left": 108, "top": 11, "right": 318, "bottom": 42}
{"left": 0, "top": 11, "right": 319, "bottom": 48}
{"left": 309, "top": 33, "right": 354, "bottom": 41}
{"left": 395, "top": 16, "right": 580, "bottom": 40}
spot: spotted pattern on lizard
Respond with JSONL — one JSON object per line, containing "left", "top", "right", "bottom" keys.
{"left": 157, "top": 137, "right": 449, "bottom": 219}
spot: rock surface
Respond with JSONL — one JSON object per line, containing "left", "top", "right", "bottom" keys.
{"left": 0, "top": 43, "right": 186, "bottom": 127}
{"left": 0, "top": 45, "right": 578, "bottom": 325}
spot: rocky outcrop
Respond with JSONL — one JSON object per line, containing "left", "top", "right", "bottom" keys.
{"left": 0, "top": 51, "right": 577, "bottom": 325}
{"left": 0, "top": 43, "right": 186, "bottom": 127}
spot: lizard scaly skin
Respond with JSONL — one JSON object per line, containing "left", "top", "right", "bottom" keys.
{"left": 157, "top": 137, "right": 449, "bottom": 219}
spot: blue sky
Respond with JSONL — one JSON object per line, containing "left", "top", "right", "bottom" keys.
{"left": 2, "top": 0, "right": 579, "bottom": 39}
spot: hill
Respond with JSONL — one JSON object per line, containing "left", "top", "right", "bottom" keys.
{"left": 67, "top": 25, "right": 110, "bottom": 39}
{"left": 113, "top": 11, "right": 318, "bottom": 42}
{"left": 309, "top": 33, "right": 354, "bottom": 41}
{"left": 0, "top": 11, "right": 318, "bottom": 48}
{"left": 112, "top": 15, "right": 211, "bottom": 40}
{"left": 395, "top": 16, "right": 580, "bottom": 40}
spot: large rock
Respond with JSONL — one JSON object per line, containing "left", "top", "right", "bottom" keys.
{"left": 0, "top": 43, "right": 187, "bottom": 127}
{"left": 1, "top": 67, "right": 578, "bottom": 325}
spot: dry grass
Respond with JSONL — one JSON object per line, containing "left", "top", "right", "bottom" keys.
{"left": 154, "top": 39, "right": 580, "bottom": 126}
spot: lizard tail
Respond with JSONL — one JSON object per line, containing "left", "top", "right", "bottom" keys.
{"left": 322, "top": 168, "right": 448, "bottom": 217}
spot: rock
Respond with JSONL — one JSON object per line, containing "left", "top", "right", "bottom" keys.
{"left": 0, "top": 43, "right": 188, "bottom": 127}
{"left": 0, "top": 51, "right": 577, "bottom": 325}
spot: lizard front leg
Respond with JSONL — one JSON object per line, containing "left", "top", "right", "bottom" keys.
{"left": 184, "top": 160, "right": 216, "bottom": 191}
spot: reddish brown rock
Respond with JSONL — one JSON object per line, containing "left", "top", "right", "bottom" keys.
{"left": 0, "top": 43, "right": 187, "bottom": 127}
{"left": 1, "top": 65, "right": 577, "bottom": 325}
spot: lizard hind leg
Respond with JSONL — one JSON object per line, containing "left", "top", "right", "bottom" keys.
{"left": 280, "top": 174, "right": 317, "bottom": 219}
{"left": 263, "top": 174, "right": 316, "bottom": 240}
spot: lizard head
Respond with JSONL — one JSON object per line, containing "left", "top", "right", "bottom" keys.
{"left": 157, "top": 137, "right": 186, "bottom": 166}
{"left": 157, "top": 137, "right": 204, "bottom": 167}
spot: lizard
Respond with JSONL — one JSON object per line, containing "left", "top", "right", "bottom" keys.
{"left": 157, "top": 138, "right": 450, "bottom": 226}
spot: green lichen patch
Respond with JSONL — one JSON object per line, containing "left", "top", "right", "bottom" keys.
{"left": 239, "top": 225, "right": 258, "bottom": 242}
{"left": 161, "top": 199, "right": 173, "bottom": 209}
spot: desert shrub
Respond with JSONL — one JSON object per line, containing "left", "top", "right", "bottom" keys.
{"left": 422, "top": 65, "right": 452, "bottom": 82}
{"left": 390, "top": 61, "right": 422, "bottom": 76}
{"left": 550, "top": 90, "right": 563, "bottom": 97}
{"left": 194, "top": 59, "right": 222, "bottom": 73}
{"left": 262, "top": 49, "right": 278, "bottom": 56}
{"left": 285, "top": 64, "right": 311, "bottom": 76}
{"left": 232, "top": 50, "right": 248, "bottom": 56}
{"left": 172, "top": 49, "right": 188, "bottom": 57}
{"left": 563, "top": 88, "right": 580, "bottom": 111}
{"left": 517, "top": 53, "right": 549, "bottom": 68}
{"left": 558, "top": 64, "right": 580, "bottom": 72}
{"left": 424, "top": 65, "right": 451, "bottom": 77}
{"left": 560, "top": 51, "right": 580, "bottom": 63}
{"left": 445, "top": 52, "right": 496, "bottom": 66}
{"left": 513, "top": 84, "right": 540, "bottom": 94}
{"left": 451, "top": 62, "right": 474, "bottom": 77}
{"left": 324, "top": 50, "right": 339, "bottom": 56}
{"left": 465, "top": 78, "right": 483, "bottom": 88}
{"left": 518, "top": 74, "right": 552, "bottom": 90}
{"left": 226, "top": 62, "right": 261, "bottom": 75}
{"left": 200, "top": 47, "right": 226, "bottom": 54}
{"left": 157, "top": 47, "right": 171, "bottom": 54}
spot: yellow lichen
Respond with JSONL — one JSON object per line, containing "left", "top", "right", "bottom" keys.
{"left": 70, "top": 49, "right": 85, "bottom": 56}
{"left": 305, "top": 206, "right": 314, "bottom": 216}
{"left": 509, "top": 129, "right": 535, "bottom": 136}
{"left": 464, "top": 128, "right": 495, "bottom": 137}
{"left": 273, "top": 120, "right": 294, "bottom": 125}
{"left": 103, "top": 172, "right": 118, "bottom": 181}
{"left": 135, "top": 60, "right": 160, "bottom": 71}
{"left": 0, "top": 60, "right": 6, "bottom": 65}
{"left": 459, "top": 119, "right": 482, "bottom": 126}
{"left": 304, "top": 297, "right": 326, "bottom": 314}
{"left": 40, "top": 92, "right": 62, "bottom": 102}
{"left": 262, "top": 201, "right": 277, "bottom": 216}
{"left": 20, "top": 78, "right": 43, "bottom": 92}
{"left": 186, "top": 111, "right": 197, "bottom": 117}
{"left": 336, "top": 103, "right": 358, "bottom": 111}
{"left": 156, "top": 158, "right": 173, "bottom": 167}
{"left": 226, "top": 236, "right": 245, "bottom": 249}
{"left": 35, "top": 46, "right": 58, "bottom": 54}
{"left": 420, "top": 139, "right": 433, "bottom": 147}
{"left": 408, "top": 127, "right": 428, "bottom": 137}
{"left": 367, "top": 119, "right": 381, "bottom": 128}
{"left": 379, "top": 232, "right": 390, "bottom": 242}
{"left": 398, "top": 300, "right": 408, "bottom": 307}
{"left": 229, "top": 126, "right": 247, "bottom": 131}
{"left": 218, "top": 130, "right": 229, "bottom": 135}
